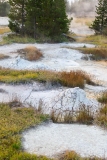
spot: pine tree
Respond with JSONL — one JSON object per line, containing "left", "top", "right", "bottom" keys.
{"left": 91, "top": 0, "right": 107, "bottom": 34}
{"left": 49, "top": 0, "right": 70, "bottom": 37}
{"left": 0, "top": 1, "right": 10, "bottom": 16}
{"left": 8, "top": 0, "right": 26, "bottom": 35}
{"left": 8, "top": 0, "right": 69, "bottom": 40}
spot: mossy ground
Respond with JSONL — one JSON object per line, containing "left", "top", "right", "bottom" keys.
{"left": 0, "top": 103, "right": 49, "bottom": 160}
{"left": 0, "top": 103, "right": 106, "bottom": 160}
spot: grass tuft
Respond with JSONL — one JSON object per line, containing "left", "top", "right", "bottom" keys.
{"left": 18, "top": 46, "right": 43, "bottom": 61}
{"left": 0, "top": 54, "right": 10, "bottom": 60}
{"left": 50, "top": 105, "right": 94, "bottom": 125}
{"left": 59, "top": 150, "right": 80, "bottom": 160}
{"left": 59, "top": 150, "right": 103, "bottom": 160}
{"left": 96, "top": 104, "right": 107, "bottom": 128}
{"left": 76, "top": 105, "right": 94, "bottom": 125}
{"left": 59, "top": 71, "right": 95, "bottom": 88}
{"left": 98, "top": 92, "right": 107, "bottom": 104}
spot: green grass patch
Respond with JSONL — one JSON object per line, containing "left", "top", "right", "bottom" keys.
{"left": 0, "top": 68, "right": 96, "bottom": 88}
{"left": 0, "top": 103, "right": 49, "bottom": 160}
{"left": 0, "top": 34, "right": 36, "bottom": 45}
{"left": 0, "top": 34, "right": 69, "bottom": 45}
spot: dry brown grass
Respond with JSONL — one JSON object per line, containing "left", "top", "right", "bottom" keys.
{"left": 0, "top": 27, "right": 10, "bottom": 34}
{"left": 98, "top": 92, "right": 107, "bottom": 104}
{"left": 76, "top": 105, "right": 94, "bottom": 125}
{"left": 79, "top": 35, "right": 107, "bottom": 48}
{"left": 65, "top": 46, "right": 107, "bottom": 61}
{"left": 0, "top": 54, "right": 9, "bottom": 60}
{"left": 59, "top": 71, "right": 95, "bottom": 88}
{"left": 50, "top": 104, "right": 94, "bottom": 125}
{"left": 0, "top": 68, "right": 96, "bottom": 88}
{"left": 59, "top": 150, "right": 103, "bottom": 160}
{"left": 18, "top": 46, "right": 43, "bottom": 61}
{"left": 80, "top": 48, "right": 107, "bottom": 60}
{"left": 59, "top": 150, "right": 80, "bottom": 160}
{"left": 75, "top": 17, "right": 95, "bottom": 27}
{"left": 96, "top": 105, "right": 107, "bottom": 128}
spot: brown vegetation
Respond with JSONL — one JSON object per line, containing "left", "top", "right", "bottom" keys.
{"left": 0, "top": 68, "right": 96, "bottom": 88}
{"left": 59, "top": 150, "right": 103, "bottom": 160}
{"left": 59, "top": 71, "right": 96, "bottom": 88}
{"left": 0, "top": 27, "right": 10, "bottom": 34}
{"left": 98, "top": 92, "right": 107, "bottom": 104}
{"left": 18, "top": 46, "right": 43, "bottom": 61}
{"left": 59, "top": 150, "right": 80, "bottom": 160}
{"left": 50, "top": 105, "right": 94, "bottom": 125}
{"left": 80, "top": 48, "right": 107, "bottom": 60}
{"left": 65, "top": 46, "right": 107, "bottom": 61}
{"left": 76, "top": 105, "right": 94, "bottom": 125}
{"left": 96, "top": 92, "right": 107, "bottom": 128}
{"left": 0, "top": 54, "right": 9, "bottom": 60}
{"left": 79, "top": 35, "right": 107, "bottom": 47}
{"left": 96, "top": 104, "right": 107, "bottom": 128}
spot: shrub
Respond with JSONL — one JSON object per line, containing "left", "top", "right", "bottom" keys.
{"left": 18, "top": 46, "right": 43, "bottom": 61}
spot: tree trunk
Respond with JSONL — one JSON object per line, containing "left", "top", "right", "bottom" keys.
{"left": 34, "top": 17, "right": 36, "bottom": 39}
